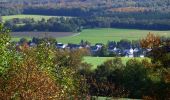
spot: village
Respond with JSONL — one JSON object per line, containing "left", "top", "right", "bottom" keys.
{"left": 18, "top": 38, "right": 150, "bottom": 58}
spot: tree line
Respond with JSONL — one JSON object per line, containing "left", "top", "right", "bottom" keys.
{"left": 3, "top": 16, "right": 170, "bottom": 32}
{"left": 4, "top": 17, "right": 83, "bottom": 32}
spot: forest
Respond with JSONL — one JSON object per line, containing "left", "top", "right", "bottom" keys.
{"left": 1, "top": 0, "right": 170, "bottom": 30}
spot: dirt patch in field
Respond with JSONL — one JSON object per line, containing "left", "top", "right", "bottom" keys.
{"left": 11, "top": 32, "right": 75, "bottom": 38}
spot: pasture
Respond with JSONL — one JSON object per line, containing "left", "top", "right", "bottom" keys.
{"left": 57, "top": 28, "right": 170, "bottom": 44}
{"left": 2, "top": 14, "right": 72, "bottom": 22}
{"left": 11, "top": 32, "right": 74, "bottom": 38}
{"left": 10, "top": 28, "right": 170, "bottom": 44}
{"left": 83, "top": 56, "right": 149, "bottom": 70}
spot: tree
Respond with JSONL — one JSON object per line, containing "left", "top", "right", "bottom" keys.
{"left": 99, "top": 45, "right": 108, "bottom": 57}
{"left": 140, "top": 33, "right": 170, "bottom": 68}
{"left": 0, "top": 16, "right": 2, "bottom": 23}
{"left": 54, "top": 49, "right": 89, "bottom": 99}
{"left": 0, "top": 54, "right": 62, "bottom": 99}
{"left": 0, "top": 24, "right": 13, "bottom": 75}
{"left": 140, "top": 33, "right": 170, "bottom": 99}
{"left": 19, "top": 38, "right": 28, "bottom": 44}
{"left": 123, "top": 59, "right": 149, "bottom": 98}
{"left": 0, "top": 25, "right": 64, "bottom": 99}
{"left": 90, "top": 58, "right": 125, "bottom": 97}
{"left": 140, "top": 32, "right": 161, "bottom": 49}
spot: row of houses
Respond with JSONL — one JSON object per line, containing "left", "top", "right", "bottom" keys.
{"left": 26, "top": 41, "right": 147, "bottom": 57}
{"left": 24, "top": 40, "right": 151, "bottom": 58}
{"left": 54, "top": 42, "right": 148, "bottom": 57}
{"left": 19, "top": 38, "right": 170, "bottom": 58}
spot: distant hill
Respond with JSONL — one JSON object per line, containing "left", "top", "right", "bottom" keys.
{"left": 1, "top": 0, "right": 170, "bottom": 15}
{"left": 2, "top": 0, "right": 170, "bottom": 13}
{"left": 1, "top": 0, "right": 170, "bottom": 30}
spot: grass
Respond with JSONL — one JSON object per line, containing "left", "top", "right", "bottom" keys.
{"left": 10, "top": 28, "right": 170, "bottom": 44}
{"left": 11, "top": 32, "right": 74, "bottom": 39}
{"left": 11, "top": 37, "right": 31, "bottom": 41}
{"left": 83, "top": 56, "right": 148, "bottom": 70}
{"left": 2, "top": 14, "right": 72, "bottom": 22}
{"left": 57, "top": 28, "right": 170, "bottom": 44}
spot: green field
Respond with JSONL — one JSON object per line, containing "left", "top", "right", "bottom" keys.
{"left": 10, "top": 28, "right": 170, "bottom": 44}
{"left": 2, "top": 14, "right": 71, "bottom": 22}
{"left": 84, "top": 57, "right": 148, "bottom": 70}
{"left": 57, "top": 28, "right": 170, "bottom": 44}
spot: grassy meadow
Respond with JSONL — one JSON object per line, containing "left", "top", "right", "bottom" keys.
{"left": 83, "top": 56, "right": 149, "bottom": 70}
{"left": 10, "top": 28, "right": 170, "bottom": 44}
{"left": 2, "top": 14, "right": 72, "bottom": 22}
{"left": 57, "top": 28, "right": 170, "bottom": 44}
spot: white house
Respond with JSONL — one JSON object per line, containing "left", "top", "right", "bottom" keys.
{"left": 56, "top": 43, "right": 67, "bottom": 49}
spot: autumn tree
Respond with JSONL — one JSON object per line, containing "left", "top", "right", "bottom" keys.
{"left": 0, "top": 24, "right": 90, "bottom": 99}
{"left": 140, "top": 33, "right": 170, "bottom": 99}
{"left": 140, "top": 32, "right": 170, "bottom": 69}
{"left": 140, "top": 32, "right": 161, "bottom": 49}
{"left": 0, "top": 24, "right": 64, "bottom": 99}
{"left": 0, "top": 52, "right": 62, "bottom": 99}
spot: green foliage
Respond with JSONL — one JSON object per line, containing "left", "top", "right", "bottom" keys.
{"left": 88, "top": 56, "right": 169, "bottom": 99}
{"left": 96, "top": 58, "right": 124, "bottom": 78}
{"left": 0, "top": 24, "right": 14, "bottom": 75}
{"left": 90, "top": 58, "right": 125, "bottom": 97}
{"left": 0, "top": 25, "right": 89, "bottom": 99}
{"left": 123, "top": 59, "right": 149, "bottom": 98}
{"left": 4, "top": 17, "right": 82, "bottom": 32}
{"left": 140, "top": 34, "right": 170, "bottom": 99}
{"left": 98, "top": 45, "right": 109, "bottom": 57}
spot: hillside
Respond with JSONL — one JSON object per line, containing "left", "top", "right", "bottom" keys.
{"left": 1, "top": 0, "right": 170, "bottom": 30}
{"left": 2, "top": 0, "right": 170, "bottom": 13}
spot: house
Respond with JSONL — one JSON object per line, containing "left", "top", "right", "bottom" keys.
{"left": 56, "top": 43, "right": 67, "bottom": 49}
{"left": 90, "top": 46, "right": 99, "bottom": 52}
{"left": 108, "top": 47, "right": 116, "bottom": 52}
{"left": 140, "top": 55, "right": 145, "bottom": 58}
{"left": 133, "top": 48, "right": 139, "bottom": 53}
{"left": 67, "top": 44, "right": 82, "bottom": 50}
{"left": 125, "top": 48, "right": 134, "bottom": 58}
{"left": 108, "top": 46, "right": 124, "bottom": 56}
{"left": 90, "top": 46, "right": 101, "bottom": 55}
{"left": 29, "top": 42, "right": 37, "bottom": 47}
{"left": 95, "top": 43, "right": 103, "bottom": 49}
{"left": 133, "top": 48, "right": 142, "bottom": 57}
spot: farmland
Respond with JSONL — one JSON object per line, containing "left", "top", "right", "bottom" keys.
{"left": 2, "top": 14, "right": 72, "bottom": 22}
{"left": 11, "top": 32, "right": 74, "bottom": 38}
{"left": 57, "top": 28, "right": 170, "bottom": 44}
{"left": 11, "top": 28, "right": 170, "bottom": 44}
